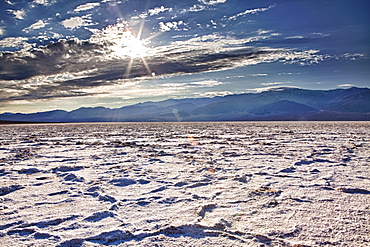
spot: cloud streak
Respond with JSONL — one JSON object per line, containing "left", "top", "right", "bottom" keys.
{"left": 74, "top": 2, "right": 100, "bottom": 12}
{"left": 198, "top": 0, "right": 227, "bottom": 5}
{"left": 23, "top": 20, "right": 47, "bottom": 32}
{"left": 227, "top": 5, "right": 274, "bottom": 21}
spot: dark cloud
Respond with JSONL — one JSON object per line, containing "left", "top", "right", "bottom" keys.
{"left": 0, "top": 39, "right": 107, "bottom": 80}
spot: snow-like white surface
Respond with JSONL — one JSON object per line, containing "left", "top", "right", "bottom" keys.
{"left": 0, "top": 122, "right": 369, "bottom": 246}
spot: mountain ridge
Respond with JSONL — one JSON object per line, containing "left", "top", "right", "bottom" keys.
{"left": 1, "top": 87, "right": 369, "bottom": 122}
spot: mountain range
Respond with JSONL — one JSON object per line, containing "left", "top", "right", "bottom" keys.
{"left": 1, "top": 87, "right": 369, "bottom": 122}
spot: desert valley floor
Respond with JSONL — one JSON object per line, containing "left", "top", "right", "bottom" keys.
{"left": 0, "top": 122, "right": 369, "bottom": 246}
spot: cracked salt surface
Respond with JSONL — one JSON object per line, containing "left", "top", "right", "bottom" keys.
{"left": 0, "top": 122, "right": 369, "bottom": 246}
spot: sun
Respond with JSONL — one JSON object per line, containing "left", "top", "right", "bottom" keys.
{"left": 96, "top": 21, "right": 156, "bottom": 78}
{"left": 124, "top": 35, "right": 147, "bottom": 59}
{"left": 111, "top": 28, "right": 149, "bottom": 59}
{"left": 121, "top": 33, "right": 153, "bottom": 78}
{"left": 110, "top": 27, "right": 149, "bottom": 59}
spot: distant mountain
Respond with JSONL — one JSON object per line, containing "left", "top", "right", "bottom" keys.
{"left": 250, "top": 100, "right": 318, "bottom": 115}
{"left": 1, "top": 87, "right": 370, "bottom": 122}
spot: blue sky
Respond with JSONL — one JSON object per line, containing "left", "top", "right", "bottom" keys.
{"left": 0, "top": 0, "right": 369, "bottom": 113}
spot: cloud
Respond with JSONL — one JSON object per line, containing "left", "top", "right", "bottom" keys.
{"left": 148, "top": 6, "right": 172, "bottom": 16}
{"left": 0, "top": 27, "right": 4, "bottom": 36}
{"left": 159, "top": 21, "right": 184, "bottom": 32}
{"left": 341, "top": 53, "right": 367, "bottom": 60}
{"left": 261, "top": 81, "right": 291, "bottom": 86}
{"left": 23, "top": 20, "right": 47, "bottom": 33}
{"left": 5, "top": 0, "right": 15, "bottom": 5}
{"left": 181, "top": 4, "right": 207, "bottom": 14}
{"left": 190, "top": 80, "right": 223, "bottom": 87}
{"left": 253, "top": 85, "right": 299, "bottom": 92}
{"left": 227, "top": 5, "right": 274, "bottom": 21}
{"left": 8, "top": 9, "right": 26, "bottom": 19}
{"left": 337, "top": 84, "right": 355, "bottom": 88}
{"left": 74, "top": 2, "right": 100, "bottom": 12}
{"left": 0, "top": 37, "right": 32, "bottom": 49}
{"left": 61, "top": 16, "right": 94, "bottom": 29}
{"left": 195, "top": 91, "right": 233, "bottom": 97}
{"left": 198, "top": 0, "right": 227, "bottom": 5}
{"left": 131, "top": 5, "right": 173, "bottom": 19}
{"left": 256, "top": 29, "right": 271, "bottom": 35}
{"left": 33, "top": 0, "right": 52, "bottom": 6}
{"left": 285, "top": 36, "right": 304, "bottom": 39}
{"left": 0, "top": 38, "right": 106, "bottom": 81}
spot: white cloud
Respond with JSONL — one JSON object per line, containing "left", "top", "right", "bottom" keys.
{"left": 337, "top": 84, "right": 355, "bottom": 88}
{"left": 0, "top": 27, "right": 4, "bottom": 36}
{"left": 33, "top": 0, "right": 51, "bottom": 5}
{"left": 74, "top": 2, "right": 100, "bottom": 12}
{"left": 198, "top": 0, "right": 226, "bottom": 5}
{"left": 195, "top": 91, "right": 233, "bottom": 98}
{"left": 61, "top": 17, "right": 84, "bottom": 29}
{"left": 261, "top": 81, "right": 291, "bottom": 86}
{"left": 0, "top": 37, "right": 30, "bottom": 49}
{"left": 253, "top": 85, "right": 299, "bottom": 92}
{"left": 341, "top": 53, "right": 367, "bottom": 60}
{"left": 148, "top": 6, "right": 172, "bottom": 16}
{"left": 256, "top": 29, "right": 271, "bottom": 35}
{"left": 285, "top": 36, "right": 304, "bottom": 39}
{"left": 250, "top": 74, "right": 268, "bottom": 77}
{"left": 190, "top": 80, "right": 223, "bottom": 87}
{"left": 159, "top": 21, "right": 184, "bottom": 32}
{"left": 130, "top": 6, "right": 172, "bottom": 20}
{"left": 61, "top": 16, "right": 93, "bottom": 29}
{"left": 312, "top": 32, "right": 330, "bottom": 37}
{"left": 8, "top": 9, "right": 26, "bottom": 19}
{"left": 181, "top": 4, "right": 206, "bottom": 14}
{"left": 23, "top": 20, "right": 47, "bottom": 33}
{"left": 227, "top": 5, "right": 274, "bottom": 21}
{"left": 159, "top": 80, "right": 223, "bottom": 91}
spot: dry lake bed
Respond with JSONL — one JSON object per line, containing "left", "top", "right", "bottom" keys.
{"left": 0, "top": 122, "right": 369, "bottom": 246}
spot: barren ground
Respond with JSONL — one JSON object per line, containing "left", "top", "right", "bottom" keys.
{"left": 0, "top": 122, "right": 369, "bottom": 246}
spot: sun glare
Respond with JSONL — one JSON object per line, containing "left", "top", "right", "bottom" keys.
{"left": 124, "top": 36, "right": 147, "bottom": 59}
{"left": 109, "top": 29, "right": 149, "bottom": 59}
{"left": 104, "top": 22, "right": 156, "bottom": 78}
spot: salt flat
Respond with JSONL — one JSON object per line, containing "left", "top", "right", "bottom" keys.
{"left": 0, "top": 122, "right": 369, "bottom": 247}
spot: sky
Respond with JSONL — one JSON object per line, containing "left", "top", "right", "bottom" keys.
{"left": 0, "top": 0, "right": 369, "bottom": 113}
